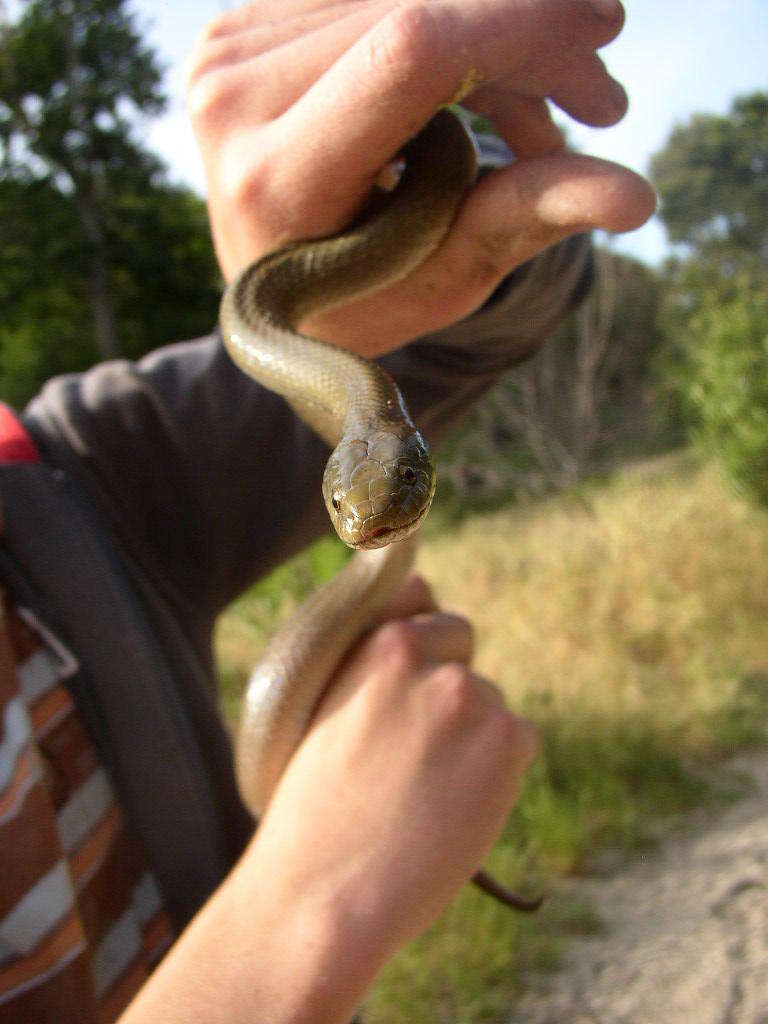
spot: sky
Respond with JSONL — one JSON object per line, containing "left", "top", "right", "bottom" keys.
{"left": 39, "top": 1, "right": 768, "bottom": 265}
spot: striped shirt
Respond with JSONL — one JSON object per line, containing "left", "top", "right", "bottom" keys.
{"left": 0, "top": 589, "right": 174, "bottom": 1022}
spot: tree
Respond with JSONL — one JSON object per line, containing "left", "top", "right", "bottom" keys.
{"left": 0, "top": 0, "right": 222, "bottom": 406}
{"left": 0, "top": 174, "right": 92, "bottom": 405}
{"left": 0, "top": 0, "right": 169, "bottom": 359}
{"left": 0, "top": 173, "right": 222, "bottom": 406}
{"left": 651, "top": 92, "right": 768, "bottom": 506}
{"left": 439, "top": 250, "right": 665, "bottom": 500}
{"left": 651, "top": 91, "right": 768, "bottom": 273}
{"left": 676, "top": 278, "right": 768, "bottom": 505}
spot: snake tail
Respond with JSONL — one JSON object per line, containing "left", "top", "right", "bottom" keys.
{"left": 472, "top": 869, "right": 544, "bottom": 913}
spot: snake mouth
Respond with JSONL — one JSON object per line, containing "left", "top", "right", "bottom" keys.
{"left": 355, "top": 502, "right": 431, "bottom": 549}
{"left": 368, "top": 526, "right": 394, "bottom": 540}
{"left": 352, "top": 524, "right": 396, "bottom": 549}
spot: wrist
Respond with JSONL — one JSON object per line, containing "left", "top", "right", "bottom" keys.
{"left": 120, "top": 836, "right": 390, "bottom": 1024}
{"left": 223, "top": 836, "right": 391, "bottom": 1022}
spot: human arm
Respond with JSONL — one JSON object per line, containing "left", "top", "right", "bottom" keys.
{"left": 119, "top": 576, "right": 538, "bottom": 1024}
{"left": 23, "top": 0, "right": 653, "bottom": 622}
{"left": 186, "top": 0, "right": 653, "bottom": 354}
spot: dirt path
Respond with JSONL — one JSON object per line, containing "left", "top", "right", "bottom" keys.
{"left": 511, "top": 752, "right": 768, "bottom": 1024}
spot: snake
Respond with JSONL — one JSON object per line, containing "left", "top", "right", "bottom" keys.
{"left": 220, "top": 108, "right": 541, "bottom": 913}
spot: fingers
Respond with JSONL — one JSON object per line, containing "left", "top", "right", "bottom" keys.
{"left": 357, "top": 577, "right": 519, "bottom": 708}
{"left": 189, "top": 0, "right": 631, "bottom": 253}
{"left": 317, "top": 604, "right": 476, "bottom": 726}
{"left": 187, "top": 3, "right": 384, "bottom": 123}
{"left": 468, "top": 87, "right": 565, "bottom": 159}
{"left": 190, "top": 0, "right": 646, "bottom": 297}
{"left": 371, "top": 573, "right": 438, "bottom": 625}
{"left": 368, "top": 612, "right": 475, "bottom": 670}
{"left": 466, "top": 49, "right": 628, "bottom": 161}
{"left": 454, "top": 149, "right": 656, "bottom": 268}
{"left": 196, "top": 0, "right": 363, "bottom": 40}
{"left": 303, "top": 151, "right": 656, "bottom": 354}
{"left": 278, "top": 0, "right": 628, "bottom": 186}
{"left": 549, "top": 51, "right": 628, "bottom": 127}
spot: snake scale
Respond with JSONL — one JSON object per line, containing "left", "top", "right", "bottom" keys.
{"left": 220, "top": 108, "right": 540, "bottom": 913}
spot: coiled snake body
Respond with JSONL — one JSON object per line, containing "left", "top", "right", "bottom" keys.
{"left": 220, "top": 109, "right": 539, "bottom": 912}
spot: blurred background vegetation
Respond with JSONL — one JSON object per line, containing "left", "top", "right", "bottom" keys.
{"left": 2, "top": 1, "right": 767, "bottom": 1021}
{"left": 0, "top": 0, "right": 221, "bottom": 404}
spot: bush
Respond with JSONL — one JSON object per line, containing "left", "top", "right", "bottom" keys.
{"left": 676, "top": 277, "right": 768, "bottom": 505}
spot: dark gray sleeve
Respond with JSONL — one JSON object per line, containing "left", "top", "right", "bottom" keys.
{"left": 22, "top": 233, "right": 592, "bottom": 621}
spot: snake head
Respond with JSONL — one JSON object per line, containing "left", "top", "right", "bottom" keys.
{"left": 322, "top": 427, "right": 436, "bottom": 549}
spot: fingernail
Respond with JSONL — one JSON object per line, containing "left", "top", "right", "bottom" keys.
{"left": 588, "top": 0, "right": 622, "bottom": 21}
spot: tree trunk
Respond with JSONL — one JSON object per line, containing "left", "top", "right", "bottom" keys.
{"left": 75, "top": 189, "right": 122, "bottom": 360}
{"left": 86, "top": 258, "right": 122, "bottom": 361}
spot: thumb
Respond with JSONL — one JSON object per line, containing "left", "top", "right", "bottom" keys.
{"left": 452, "top": 150, "right": 657, "bottom": 284}
{"left": 302, "top": 151, "right": 655, "bottom": 356}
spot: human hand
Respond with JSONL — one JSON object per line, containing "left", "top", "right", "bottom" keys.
{"left": 121, "top": 575, "right": 537, "bottom": 1024}
{"left": 246, "top": 573, "right": 539, "bottom": 958}
{"left": 186, "top": 0, "right": 655, "bottom": 356}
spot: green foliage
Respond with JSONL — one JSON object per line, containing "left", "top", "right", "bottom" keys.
{"left": 0, "top": 0, "right": 222, "bottom": 405}
{"left": 521, "top": 713, "right": 709, "bottom": 863}
{"left": 673, "top": 277, "right": 768, "bottom": 504}
{"left": 102, "top": 184, "right": 221, "bottom": 359}
{"left": 0, "top": 170, "right": 222, "bottom": 405}
{"left": 0, "top": 175, "right": 89, "bottom": 404}
{"left": 217, "top": 457, "right": 768, "bottom": 1022}
{"left": 651, "top": 91, "right": 768, "bottom": 264}
{"left": 652, "top": 91, "right": 768, "bottom": 506}
{"left": 0, "top": 0, "right": 166, "bottom": 184}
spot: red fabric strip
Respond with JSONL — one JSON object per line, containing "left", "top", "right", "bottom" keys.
{"left": 0, "top": 406, "right": 39, "bottom": 464}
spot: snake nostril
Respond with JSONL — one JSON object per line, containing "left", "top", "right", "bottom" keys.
{"left": 399, "top": 466, "right": 417, "bottom": 485}
{"left": 331, "top": 492, "right": 342, "bottom": 511}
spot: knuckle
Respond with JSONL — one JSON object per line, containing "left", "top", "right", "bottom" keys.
{"left": 373, "top": 619, "right": 422, "bottom": 675}
{"left": 372, "top": 2, "right": 444, "bottom": 80}
{"left": 488, "top": 708, "right": 536, "bottom": 767}
{"left": 186, "top": 71, "right": 232, "bottom": 129}
{"left": 185, "top": 18, "right": 228, "bottom": 87}
{"left": 218, "top": 147, "right": 284, "bottom": 243}
{"left": 431, "top": 663, "right": 477, "bottom": 718}
{"left": 215, "top": 128, "right": 314, "bottom": 249}
{"left": 404, "top": 573, "right": 434, "bottom": 609}
{"left": 197, "top": 12, "right": 233, "bottom": 47}
{"left": 225, "top": 151, "right": 269, "bottom": 212}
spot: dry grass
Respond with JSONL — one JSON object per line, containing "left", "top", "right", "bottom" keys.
{"left": 417, "top": 453, "right": 768, "bottom": 759}
{"left": 215, "top": 453, "right": 768, "bottom": 1022}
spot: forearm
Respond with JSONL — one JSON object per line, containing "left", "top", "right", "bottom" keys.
{"left": 120, "top": 837, "right": 385, "bottom": 1024}
{"left": 24, "top": 0, "right": 652, "bottom": 618}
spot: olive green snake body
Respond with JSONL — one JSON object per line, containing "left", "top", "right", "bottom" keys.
{"left": 220, "top": 109, "right": 540, "bottom": 912}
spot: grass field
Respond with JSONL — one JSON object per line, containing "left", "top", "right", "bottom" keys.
{"left": 215, "top": 452, "right": 768, "bottom": 1022}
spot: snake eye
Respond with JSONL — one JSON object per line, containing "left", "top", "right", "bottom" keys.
{"left": 331, "top": 492, "right": 342, "bottom": 511}
{"left": 399, "top": 466, "right": 417, "bottom": 485}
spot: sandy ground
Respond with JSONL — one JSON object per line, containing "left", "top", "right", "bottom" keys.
{"left": 511, "top": 751, "right": 768, "bottom": 1024}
